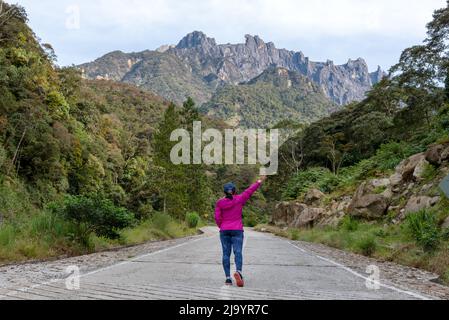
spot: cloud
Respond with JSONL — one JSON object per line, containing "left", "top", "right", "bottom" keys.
{"left": 13, "top": 0, "right": 447, "bottom": 69}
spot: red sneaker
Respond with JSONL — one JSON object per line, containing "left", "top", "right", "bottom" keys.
{"left": 234, "top": 271, "right": 244, "bottom": 287}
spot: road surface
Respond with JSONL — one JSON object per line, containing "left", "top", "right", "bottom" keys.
{"left": 0, "top": 228, "right": 431, "bottom": 300}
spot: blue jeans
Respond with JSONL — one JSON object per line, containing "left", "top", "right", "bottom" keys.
{"left": 220, "top": 230, "right": 244, "bottom": 278}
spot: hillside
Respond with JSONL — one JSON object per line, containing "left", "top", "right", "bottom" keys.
{"left": 79, "top": 31, "right": 385, "bottom": 106}
{"left": 201, "top": 66, "right": 336, "bottom": 128}
{"left": 1, "top": 4, "right": 253, "bottom": 263}
{"left": 261, "top": 2, "right": 449, "bottom": 284}
{"left": 79, "top": 50, "right": 213, "bottom": 105}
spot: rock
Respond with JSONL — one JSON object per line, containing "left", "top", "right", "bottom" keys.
{"left": 425, "top": 143, "right": 449, "bottom": 165}
{"left": 317, "top": 213, "right": 345, "bottom": 228}
{"left": 349, "top": 194, "right": 390, "bottom": 219}
{"left": 389, "top": 173, "right": 403, "bottom": 189}
{"left": 80, "top": 31, "right": 384, "bottom": 107}
{"left": 371, "top": 178, "right": 390, "bottom": 188}
{"left": 292, "top": 207, "right": 325, "bottom": 228}
{"left": 413, "top": 158, "right": 430, "bottom": 181}
{"left": 399, "top": 153, "right": 427, "bottom": 182}
{"left": 272, "top": 201, "right": 324, "bottom": 228}
{"left": 404, "top": 196, "right": 440, "bottom": 215}
{"left": 442, "top": 217, "right": 449, "bottom": 229}
{"left": 348, "top": 182, "right": 390, "bottom": 219}
{"left": 304, "top": 188, "right": 325, "bottom": 205}
{"left": 421, "top": 184, "right": 433, "bottom": 193}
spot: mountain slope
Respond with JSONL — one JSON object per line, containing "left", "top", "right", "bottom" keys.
{"left": 79, "top": 31, "right": 385, "bottom": 106}
{"left": 79, "top": 51, "right": 213, "bottom": 105}
{"left": 200, "top": 67, "right": 336, "bottom": 128}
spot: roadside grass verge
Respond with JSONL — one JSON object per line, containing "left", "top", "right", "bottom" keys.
{"left": 256, "top": 217, "right": 449, "bottom": 285}
{"left": 0, "top": 211, "right": 200, "bottom": 266}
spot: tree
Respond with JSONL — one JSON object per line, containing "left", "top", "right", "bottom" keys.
{"left": 152, "top": 103, "right": 189, "bottom": 218}
{"left": 180, "top": 97, "right": 212, "bottom": 215}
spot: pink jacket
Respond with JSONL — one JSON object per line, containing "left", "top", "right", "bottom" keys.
{"left": 214, "top": 182, "right": 261, "bottom": 231}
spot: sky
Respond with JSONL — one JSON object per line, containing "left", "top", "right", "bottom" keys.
{"left": 11, "top": 0, "right": 447, "bottom": 71}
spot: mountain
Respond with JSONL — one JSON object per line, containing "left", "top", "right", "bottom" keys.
{"left": 79, "top": 31, "right": 385, "bottom": 106}
{"left": 78, "top": 50, "right": 213, "bottom": 105}
{"left": 200, "top": 66, "right": 336, "bottom": 128}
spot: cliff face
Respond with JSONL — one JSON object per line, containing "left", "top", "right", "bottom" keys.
{"left": 170, "top": 32, "right": 384, "bottom": 105}
{"left": 79, "top": 31, "right": 386, "bottom": 106}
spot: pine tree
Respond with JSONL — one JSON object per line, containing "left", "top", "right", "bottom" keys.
{"left": 181, "top": 98, "right": 212, "bottom": 215}
{"left": 152, "top": 103, "right": 188, "bottom": 218}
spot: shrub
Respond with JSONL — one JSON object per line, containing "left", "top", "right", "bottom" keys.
{"left": 50, "top": 195, "right": 135, "bottom": 240}
{"left": 186, "top": 212, "right": 200, "bottom": 228}
{"left": 355, "top": 236, "right": 377, "bottom": 257}
{"left": 290, "top": 229, "right": 300, "bottom": 241}
{"left": 340, "top": 215, "right": 359, "bottom": 232}
{"left": 151, "top": 212, "right": 171, "bottom": 231}
{"left": 421, "top": 163, "right": 438, "bottom": 183}
{"left": 282, "top": 167, "right": 340, "bottom": 200}
{"left": 243, "top": 209, "right": 259, "bottom": 227}
{"left": 406, "top": 210, "right": 441, "bottom": 252}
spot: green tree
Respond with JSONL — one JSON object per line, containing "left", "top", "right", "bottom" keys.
{"left": 152, "top": 103, "right": 189, "bottom": 218}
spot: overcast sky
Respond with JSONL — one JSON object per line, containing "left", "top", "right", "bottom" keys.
{"left": 12, "top": 0, "right": 447, "bottom": 71}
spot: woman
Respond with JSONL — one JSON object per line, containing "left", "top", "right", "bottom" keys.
{"left": 214, "top": 176, "right": 267, "bottom": 287}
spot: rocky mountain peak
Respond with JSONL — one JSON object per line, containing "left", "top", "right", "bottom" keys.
{"left": 176, "top": 31, "right": 217, "bottom": 49}
{"left": 245, "top": 34, "right": 267, "bottom": 49}
{"left": 79, "top": 31, "right": 386, "bottom": 106}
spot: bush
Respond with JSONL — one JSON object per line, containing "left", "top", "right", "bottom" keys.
{"left": 151, "top": 212, "right": 171, "bottom": 231}
{"left": 421, "top": 163, "right": 438, "bottom": 183}
{"left": 406, "top": 210, "right": 441, "bottom": 252}
{"left": 340, "top": 215, "right": 359, "bottom": 232}
{"left": 185, "top": 212, "right": 200, "bottom": 228}
{"left": 289, "top": 229, "right": 300, "bottom": 240}
{"left": 282, "top": 167, "right": 340, "bottom": 200}
{"left": 243, "top": 208, "right": 259, "bottom": 227}
{"left": 50, "top": 195, "right": 135, "bottom": 240}
{"left": 355, "top": 236, "right": 377, "bottom": 257}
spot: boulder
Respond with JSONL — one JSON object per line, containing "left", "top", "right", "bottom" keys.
{"left": 399, "top": 153, "right": 427, "bottom": 182}
{"left": 304, "top": 188, "right": 325, "bottom": 205}
{"left": 348, "top": 182, "right": 390, "bottom": 219}
{"left": 272, "top": 201, "right": 324, "bottom": 228}
{"left": 404, "top": 196, "right": 440, "bottom": 215}
{"left": 292, "top": 207, "right": 325, "bottom": 228}
{"left": 389, "top": 173, "right": 403, "bottom": 189}
{"left": 370, "top": 178, "right": 390, "bottom": 188}
{"left": 425, "top": 143, "right": 449, "bottom": 165}
{"left": 413, "top": 158, "right": 430, "bottom": 181}
{"left": 349, "top": 194, "right": 390, "bottom": 219}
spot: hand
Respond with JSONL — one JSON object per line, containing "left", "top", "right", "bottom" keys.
{"left": 258, "top": 175, "right": 267, "bottom": 183}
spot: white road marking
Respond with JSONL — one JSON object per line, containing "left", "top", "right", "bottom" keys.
{"left": 286, "top": 240, "right": 433, "bottom": 300}
{"left": 0, "top": 236, "right": 210, "bottom": 299}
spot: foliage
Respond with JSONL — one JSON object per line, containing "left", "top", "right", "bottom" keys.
{"left": 354, "top": 236, "right": 378, "bottom": 257}
{"left": 281, "top": 167, "right": 341, "bottom": 200}
{"left": 339, "top": 215, "right": 359, "bottom": 232}
{"left": 201, "top": 67, "right": 336, "bottom": 128}
{"left": 185, "top": 212, "right": 200, "bottom": 228}
{"left": 406, "top": 210, "right": 441, "bottom": 252}
{"left": 49, "top": 195, "right": 135, "bottom": 240}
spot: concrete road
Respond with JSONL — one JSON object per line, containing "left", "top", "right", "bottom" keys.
{"left": 1, "top": 228, "right": 430, "bottom": 300}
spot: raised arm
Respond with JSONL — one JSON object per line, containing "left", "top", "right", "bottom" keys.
{"left": 239, "top": 176, "right": 266, "bottom": 204}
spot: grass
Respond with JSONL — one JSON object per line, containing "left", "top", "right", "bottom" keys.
{"left": 256, "top": 219, "right": 449, "bottom": 285}
{"left": 0, "top": 210, "right": 200, "bottom": 266}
